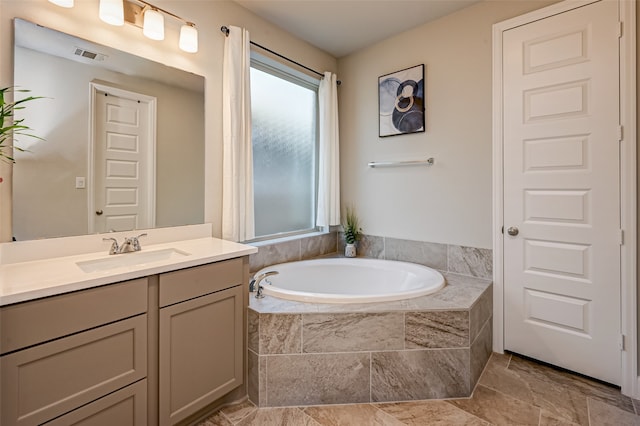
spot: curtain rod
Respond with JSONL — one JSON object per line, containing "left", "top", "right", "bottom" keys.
{"left": 220, "top": 26, "right": 341, "bottom": 85}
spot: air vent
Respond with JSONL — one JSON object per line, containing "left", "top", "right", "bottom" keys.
{"left": 73, "top": 47, "right": 106, "bottom": 61}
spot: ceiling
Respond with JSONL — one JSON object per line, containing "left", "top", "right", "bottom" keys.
{"left": 233, "top": 0, "right": 482, "bottom": 58}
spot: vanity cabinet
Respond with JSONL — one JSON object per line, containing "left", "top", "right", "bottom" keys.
{"left": 0, "top": 255, "right": 249, "bottom": 426}
{"left": 0, "top": 278, "right": 148, "bottom": 426}
{"left": 158, "top": 258, "right": 244, "bottom": 426}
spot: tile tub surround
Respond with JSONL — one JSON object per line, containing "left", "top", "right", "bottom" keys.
{"left": 339, "top": 234, "right": 493, "bottom": 279}
{"left": 248, "top": 231, "right": 492, "bottom": 280}
{"left": 248, "top": 232, "right": 338, "bottom": 273}
{"left": 247, "top": 273, "right": 492, "bottom": 407}
{"left": 202, "top": 352, "right": 640, "bottom": 426}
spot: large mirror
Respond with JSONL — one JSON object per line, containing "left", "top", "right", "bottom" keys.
{"left": 12, "top": 19, "right": 205, "bottom": 241}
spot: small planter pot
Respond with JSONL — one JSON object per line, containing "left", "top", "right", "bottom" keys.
{"left": 345, "top": 243, "right": 357, "bottom": 258}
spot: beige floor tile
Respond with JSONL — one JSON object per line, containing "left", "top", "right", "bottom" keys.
{"left": 220, "top": 400, "right": 258, "bottom": 424}
{"left": 376, "top": 400, "right": 489, "bottom": 425}
{"left": 507, "top": 355, "right": 635, "bottom": 414}
{"left": 633, "top": 398, "right": 640, "bottom": 415}
{"left": 304, "top": 404, "right": 403, "bottom": 425}
{"left": 199, "top": 411, "right": 233, "bottom": 426}
{"left": 236, "top": 407, "right": 321, "bottom": 426}
{"left": 447, "top": 384, "right": 540, "bottom": 425}
{"left": 539, "top": 410, "right": 581, "bottom": 426}
{"left": 479, "top": 355, "right": 588, "bottom": 424}
{"left": 487, "top": 352, "right": 512, "bottom": 369}
{"left": 588, "top": 398, "right": 640, "bottom": 426}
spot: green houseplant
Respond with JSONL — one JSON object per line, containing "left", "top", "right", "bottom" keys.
{"left": 343, "top": 206, "right": 362, "bottom": 257}
{"left": 0, "top": 86, "right": 43, "bottom": 163}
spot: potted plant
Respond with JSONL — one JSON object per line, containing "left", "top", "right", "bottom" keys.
{"left": 0, "top": 86, "right": 43, "bottom": 164}
{"left": 343, "top": 206, "right": 362, "bottom": 257}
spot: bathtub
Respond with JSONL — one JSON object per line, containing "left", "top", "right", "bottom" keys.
{"left": 253, "top": 258, "right": 445, "bottom": 303}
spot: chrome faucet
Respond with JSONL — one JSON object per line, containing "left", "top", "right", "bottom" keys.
{"left": 132, "top": 234, "right": 147, "bottom": 251}
{"left": 102, "top": 233, "right": 148, "bottom": 255}
{"left": 102, "top": 237, "right": 120, "bottom": 255}
{"left": 249, "top": 271, "right": 279, "bottom": 298}
{"left": 118, "top": 237, "right": 136, "bottom": 253}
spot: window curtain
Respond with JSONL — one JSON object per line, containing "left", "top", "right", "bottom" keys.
{"left": 316, "top": 72, "right": 341, "bottom": 227}
{"left": 222, "top": 26, "right": 255, "bottom": 242}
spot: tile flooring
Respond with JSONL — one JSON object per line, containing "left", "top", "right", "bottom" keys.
{"left": 198, "top": 352, "right": 640, "bottom": 426}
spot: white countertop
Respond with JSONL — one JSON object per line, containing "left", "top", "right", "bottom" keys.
{"left": 0, "top": 237, "right": 257, "bottom": 306}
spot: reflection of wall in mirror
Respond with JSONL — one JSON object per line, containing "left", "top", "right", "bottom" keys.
{"left": 13, "top": 46, "right": 204, "bottom": 241}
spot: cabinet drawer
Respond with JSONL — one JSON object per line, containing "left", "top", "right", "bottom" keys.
{"left": 43, "top": 380, "right": 147, "bottom": 426}
{"left": 1, "top": 278, "right": 148, "bottom": 354}
{"left": 1, "top": 314, "right": 147, "bottom": 426}
{"left": 159, "top": 258, "right": 243, "bottom": 307}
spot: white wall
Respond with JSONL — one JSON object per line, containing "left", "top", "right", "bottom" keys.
{"left": 0, "top": 0, "right": 337, "bottom": 241}
{"left": 337, "top": 0, "right": 558, "bottom": 249}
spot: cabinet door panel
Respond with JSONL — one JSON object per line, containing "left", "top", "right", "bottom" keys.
{"left": 43, "top": 380, "right": 147, "bottom": 426}
{"left": 159, "top": 285, "right": 243, "bottom": 426}
{"left": 1, "top": 315, "right": 147, "bottom": 426}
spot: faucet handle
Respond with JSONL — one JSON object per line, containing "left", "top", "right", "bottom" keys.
{"left": 102, "top": 237, "right": 119, "bottom": 255}
{"left": 132, "top": 233, "right": 147, "bottom": 251}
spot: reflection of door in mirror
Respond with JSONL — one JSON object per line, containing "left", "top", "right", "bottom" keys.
{"left": 91, "top": 85, "right": 156, "bottom": 234}
{"left": 12, "top": 19, "right": 205, "bottom": 242}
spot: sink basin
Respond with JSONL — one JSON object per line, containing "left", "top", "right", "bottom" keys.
{"left": 77, "top": 248, "right": 191, "bottom": 273}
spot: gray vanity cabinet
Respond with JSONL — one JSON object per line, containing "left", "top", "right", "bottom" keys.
{"left": 0, "top": 278, "right": 149, "bottom": 426}
{"left": 158, "top": 258, "right": 245, "bottom": 426}
{"left": 0, "top": 255, "right": 249, "bottom": 426}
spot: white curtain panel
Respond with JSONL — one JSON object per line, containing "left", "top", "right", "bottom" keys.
{"left": 316, "top": 72, "right": 341, "bottom": 227}
{"left": 222, "top": 26, "right": 255, "bottom": 242}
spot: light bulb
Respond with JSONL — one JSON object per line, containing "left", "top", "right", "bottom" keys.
{"left": 48, "top": 0, "right": 74, "bottom": 8}
{"left": 179, "top": 23, "right": 198, "bottom": 53}
{"left": 143, "top": 8, "right": 164, "bottom": 41}
{"left": 99, "top": 0, "right": 124, "bottom": 26}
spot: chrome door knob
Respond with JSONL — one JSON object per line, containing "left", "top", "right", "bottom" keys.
{"left": 507, "top": 226, "right": 519, "bottom": 236}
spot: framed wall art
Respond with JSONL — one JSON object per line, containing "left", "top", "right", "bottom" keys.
{"left": 378, "top": 64, "right": 425, "bottom": 137}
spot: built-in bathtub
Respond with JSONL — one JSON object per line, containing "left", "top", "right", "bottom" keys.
{"left": 247, "top": 258, "right": 494, "bottom": 407}
{"left": 254, "top": 258, "right": 446, "bottom": 304}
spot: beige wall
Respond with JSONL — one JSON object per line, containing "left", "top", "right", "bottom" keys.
{"left": 337, "top": 0, "right": 559, "bottom": 249}
{"left": 0, "top": 0, "right": 337, "bottom": 241}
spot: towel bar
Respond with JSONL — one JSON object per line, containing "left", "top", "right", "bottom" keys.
{"left": 367, "top": 158, "right": 434, "bottom": 168}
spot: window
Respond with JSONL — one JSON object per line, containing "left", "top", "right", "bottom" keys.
{"left": 250, "top": 57, "right": 319, "bottom": 240}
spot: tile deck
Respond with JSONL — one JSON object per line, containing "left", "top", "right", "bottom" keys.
{"left": 247, "top": 276, "right": 493, "bottom": 406}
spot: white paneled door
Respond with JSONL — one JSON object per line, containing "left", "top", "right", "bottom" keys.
{"left": 94, "top": 90, "right": 153, "bottom": 233}
{"left": 502, "top": 0, "right": 621, "bottom": 385}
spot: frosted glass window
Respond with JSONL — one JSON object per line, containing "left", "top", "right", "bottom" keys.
{"left": 250, "top": 66, "right": 318, "bottom": 238}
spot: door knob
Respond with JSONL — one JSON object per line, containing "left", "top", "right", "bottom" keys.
{"left": 96, "top": 210, "right": 103, "bottom": 216}
{"left": 507, "top": 226, "right": 519, "bottom": 236}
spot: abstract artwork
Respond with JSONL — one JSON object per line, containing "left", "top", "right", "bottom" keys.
{"left": 378, "top": 64, "right": 425, "bottom": 137}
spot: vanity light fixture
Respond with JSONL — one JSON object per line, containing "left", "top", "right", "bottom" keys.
{"left": 99, "top": 0, "right": 124, "bottom": 26}
{"left": 120, "top": 0, "right": 197, "bottom": 52}
{"left": 48, "top": 0, "right": 74, "bottom": 8}
{"left": 142, "top": 6, "right": 164, "bottom": 40}
{"left": 50, "top": 0, "right": 198, "bottom": 53}
{"left": 179, "top": 23, "right": 198, "bottom": 53}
